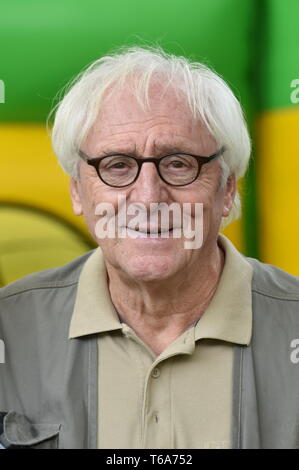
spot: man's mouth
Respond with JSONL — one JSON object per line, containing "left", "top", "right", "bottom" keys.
{"left": 125, "top": 226, "right": 175, "bottom": 235}
{"left": 134, "top": 227, "right": 173, "bottom": 234}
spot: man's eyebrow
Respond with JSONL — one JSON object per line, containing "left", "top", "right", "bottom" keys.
{"left": 92, "top": 143, "right": 197, "bottom": 157}
{"left": 93, "top": 146, "right": 137, "bottom": 157}
{"left": 159, "top": 146, "right": 192, "bottom": 154}
{"left": 152, "top": 142, "right": 198, "bottom": 155}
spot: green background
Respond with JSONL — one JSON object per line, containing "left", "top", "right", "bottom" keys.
{"left": 0, "top": 0, "right": 259, "bottom": 258}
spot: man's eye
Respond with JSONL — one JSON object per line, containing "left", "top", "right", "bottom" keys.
{"left": 166, "top": 159, "right": 190, "bottom": 170}
{"left": 103, "top": 158, "right": 133, "bottom": 170}
{"left": 109, "top": 162, "right": 127, "bottom": 169}
{"left": 170, "top": 160, "right": 186, "bottom": 168}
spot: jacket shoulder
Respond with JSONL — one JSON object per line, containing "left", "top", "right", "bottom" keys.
{"left": 246, "top": 257, "right": 299, "bottom": 300}
{"left": 0, "top": 250, "right": 94, "bottom": 300}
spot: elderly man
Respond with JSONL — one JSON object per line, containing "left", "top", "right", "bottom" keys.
{"left": 1, "top": 46, "right": 299, "bottom": 450}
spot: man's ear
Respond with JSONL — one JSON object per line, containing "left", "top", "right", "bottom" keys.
{"left": 222, "top": 174, "right": 237, "bottom": 217}
{"left": 70, "top": 178, "right": 83, "bottom": 216}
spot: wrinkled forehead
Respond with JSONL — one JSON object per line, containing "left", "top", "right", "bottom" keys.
{"left": 84, "top": 79, "right": 216, "bottom": 153}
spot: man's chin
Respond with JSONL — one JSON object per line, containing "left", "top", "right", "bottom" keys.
{"left": 118, "top": 256, "right": 180, "bottom": 283}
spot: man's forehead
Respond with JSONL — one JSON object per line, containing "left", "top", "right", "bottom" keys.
{"left": 85, "top": 129, "right": 216, "bottom": 159}
{"left": 83, "top": 82, "right": 216, "bottom": 154}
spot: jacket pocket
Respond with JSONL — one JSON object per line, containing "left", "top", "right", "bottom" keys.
{"left": 0, "top": 411, "right": 60, "bottom": 449}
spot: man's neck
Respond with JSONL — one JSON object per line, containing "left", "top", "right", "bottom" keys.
{"left": 106, "top": 243, "right": 225, "bottom": 356}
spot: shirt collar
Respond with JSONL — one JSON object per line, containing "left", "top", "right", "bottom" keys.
{"left": 68, "top": 247, "right": 122, "bottom": 339}
{"left": 69, "top": 234, "right": 253, "bottom": 345}
{"left": 194, "top": 234, "right": 253, "bottom": 345}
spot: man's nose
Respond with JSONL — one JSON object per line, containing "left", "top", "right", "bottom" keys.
{"left": 129, "top": 162, "right": 168, "bottom": 205}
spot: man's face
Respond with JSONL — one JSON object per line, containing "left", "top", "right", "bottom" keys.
{"left": 70, "top": 82, "right": 236, "bottom": 282}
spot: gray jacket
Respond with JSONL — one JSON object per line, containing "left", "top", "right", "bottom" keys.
{"left": 0, "top": 251, "right": 299, "bottom": 449}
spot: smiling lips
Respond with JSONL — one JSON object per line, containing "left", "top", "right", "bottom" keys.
{"left": 126, "top": 227, "right": 174, "bottom": 234}
{"left": 124, "top": 227, "right": 181, "bottom": 240}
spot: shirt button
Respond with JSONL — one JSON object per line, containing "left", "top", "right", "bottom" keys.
{"left": 151, "top": 368, "right": 161, "bottom": 378}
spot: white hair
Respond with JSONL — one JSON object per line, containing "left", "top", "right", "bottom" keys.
{"left": 50, "top": 46, "right": 251, "bottom": 227}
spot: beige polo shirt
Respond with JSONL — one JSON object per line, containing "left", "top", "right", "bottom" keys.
{"left": 69, "top": 234, "right": 253, "bottom": 449}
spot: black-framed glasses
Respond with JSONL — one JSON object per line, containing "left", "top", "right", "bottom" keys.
{"left": 78, "top": 146, "right": 225, "bottom": 188}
